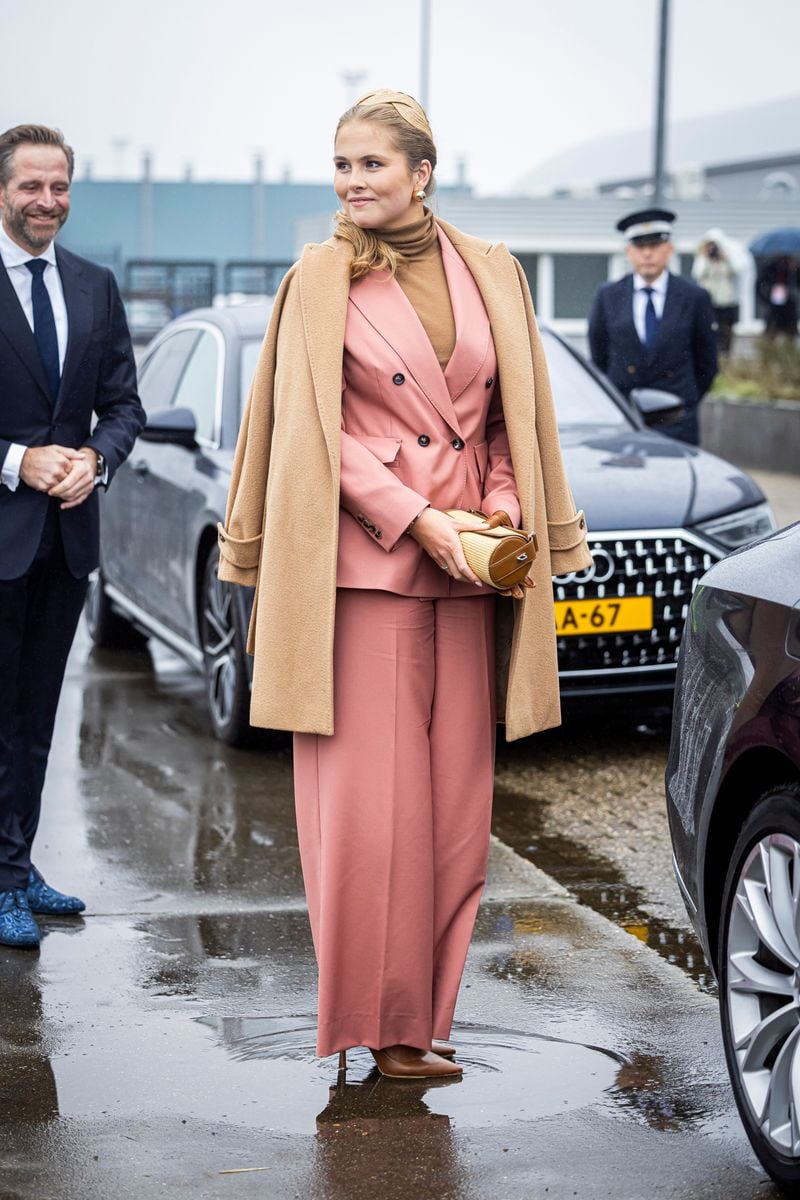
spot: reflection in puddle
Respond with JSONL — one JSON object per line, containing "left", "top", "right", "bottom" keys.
{"left": 196, "top": 1016, "right": 621, "bottom": 1127}
{"left": 492, "top": 785, "right": 715, "bottom": 993}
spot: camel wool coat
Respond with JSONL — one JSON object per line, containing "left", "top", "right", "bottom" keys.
{"left": 218, "top": 218, "right": 592, "bottom": 741}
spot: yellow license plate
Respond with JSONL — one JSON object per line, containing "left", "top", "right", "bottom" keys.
{"left": 555, "top": 597, "right": 653, "bottom": 636}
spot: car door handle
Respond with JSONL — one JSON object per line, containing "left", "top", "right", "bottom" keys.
{"left": 132, "top": 459, "right": 150, "bottom": 478}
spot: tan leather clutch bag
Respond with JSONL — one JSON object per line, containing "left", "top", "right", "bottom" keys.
{"left": 445, "top": 510, "right": 538, "bottom": 590}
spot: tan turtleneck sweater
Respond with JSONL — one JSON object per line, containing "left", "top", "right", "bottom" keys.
{"left": 376, "top": 210, "right": 456, "bottom": 371}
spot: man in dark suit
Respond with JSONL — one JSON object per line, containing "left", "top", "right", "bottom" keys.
{"left": 588, "top": 208, "right": 718, "bottom": 445}
{"left": 0, "top": 124, "right": 145, "bottom": 948}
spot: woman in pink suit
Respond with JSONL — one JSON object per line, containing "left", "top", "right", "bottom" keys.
{"left": 218, "top": 89, "right": 591, "bottom": 1079}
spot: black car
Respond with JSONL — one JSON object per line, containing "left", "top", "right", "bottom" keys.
{"left": 666, "top": 522, "right": 800, "bottom": 1188}
{"left": 87, "top": 303, "right": 775, "bottom": 745}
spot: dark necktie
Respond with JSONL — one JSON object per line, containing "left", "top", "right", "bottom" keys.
{"left": 643, "top": 286, "right": 659, "bottom": 349}
{"left": 25, "top": 258, "right": 60, "bottom": 402}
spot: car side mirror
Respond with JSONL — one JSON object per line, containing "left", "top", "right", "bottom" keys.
{"left": 139, "top": 406, "right": 198, "bottom": 448}
{"left": 630, "top": 388, "right": 685, "bottom": 428}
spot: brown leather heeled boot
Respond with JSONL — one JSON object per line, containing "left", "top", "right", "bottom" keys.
{"left": 369, "top": 1044, "right": 462, "bottom": 1079}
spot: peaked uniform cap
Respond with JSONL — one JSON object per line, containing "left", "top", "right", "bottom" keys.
{"left": 617, "top": 207, "right": 676, "bottom": 244}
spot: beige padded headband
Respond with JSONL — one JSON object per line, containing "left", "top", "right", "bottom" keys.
{"left": 355, "top": 89, "right": 433, "bottom": 139}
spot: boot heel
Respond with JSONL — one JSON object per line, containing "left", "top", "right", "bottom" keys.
{"left": 338, "top": 1049, "right": 347, "bottom": 1073}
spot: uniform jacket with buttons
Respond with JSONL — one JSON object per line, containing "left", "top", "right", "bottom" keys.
{"left": 218, "top": 218, "right": 591, "bottom": 741}
{"left": 588, "top": 272, "right": 718, "bottom": 444}
{"left": 337, "top": 225, "right": 519, "bottom": 595}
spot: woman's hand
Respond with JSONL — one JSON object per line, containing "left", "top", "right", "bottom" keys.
{"left": 407, "top": 508, "right": 485, "bottom": 585}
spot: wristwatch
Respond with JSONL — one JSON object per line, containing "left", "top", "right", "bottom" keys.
{"left": 94, "top": 452, "right": 106, "bottom": 483}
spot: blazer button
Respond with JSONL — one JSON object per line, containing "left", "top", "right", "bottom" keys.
{"left": 451, "top": 437, "right": 465, "bottom": 451}
{"left": 392, "top": 373, "right": 405, "bottom": 385}
{"left": 627, "top": 365, "right": 637, "bottom": 374}
{"left": 417, "top": 434, "right": 430, "bottom": 446}
{"left": 485, "top": 376, "right": 494, "bottom": 389}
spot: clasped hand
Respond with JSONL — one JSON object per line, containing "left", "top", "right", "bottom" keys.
{"left": 408, "top": 508, "right": 534, "bottom": 599}
{"left": 20, "top": 445, "right": 98, "bottom": 509}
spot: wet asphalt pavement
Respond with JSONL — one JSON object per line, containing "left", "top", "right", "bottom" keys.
{"left": 0, "top": 622, "right": 782, "bottom": 1200}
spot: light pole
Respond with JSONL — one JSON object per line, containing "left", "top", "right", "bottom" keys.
{"left": 420, "top": 0, "right": 431, "bottom": 111}
{"left": 652, "top": 0, "right": 670, "bottom": 204}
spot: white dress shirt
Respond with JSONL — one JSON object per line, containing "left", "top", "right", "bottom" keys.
{"left": 632, "top": 270, "right": 669, "bottom": 345}
{"left": 0, "top": 223, "right": 69, "bottom": 491}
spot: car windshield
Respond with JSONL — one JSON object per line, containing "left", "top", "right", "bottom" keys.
{"left": 541, "top": 330, "right": 630, "bottom": 429}
{"left": 239, "top": 330, "right": 631, "bottom": 431}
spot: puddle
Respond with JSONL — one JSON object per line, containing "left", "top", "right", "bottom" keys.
{"left": 195, "top": 1016, "right": 622, "bottom": 1129}
{"left": 492, "top": 785, "right": 716, "bottom": 994}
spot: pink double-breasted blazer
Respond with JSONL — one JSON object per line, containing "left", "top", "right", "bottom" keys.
{"left": 337, "top": 226, "right": 520, "bottom": 596}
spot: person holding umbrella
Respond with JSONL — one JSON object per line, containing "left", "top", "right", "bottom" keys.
{"left": 751, "top": 229, "right": 800, "bottom": 339}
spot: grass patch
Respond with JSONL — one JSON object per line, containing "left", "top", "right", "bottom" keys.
{"left": 713, "top": 337, "right": 800, "bottom": 402}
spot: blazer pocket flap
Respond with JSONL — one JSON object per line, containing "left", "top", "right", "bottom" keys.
{"left": 217, "top": 522, "right": 262, "bottom": 569}
{"left": 354, "top": 435, "right": 402, "bottom": 464}
{"left": 547, "top": 511, "right": 588, "bottom": 551}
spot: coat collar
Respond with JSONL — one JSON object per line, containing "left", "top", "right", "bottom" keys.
{"left": 297, "top": 237, "right": 352, "bottom": 470}
{"left": 296, "top": 220, "right": 535, "bottom": 478}
{"left": 55, "top": 245, "right": 93, "bottom": 414}
{"left": 0, "top": 249, "right": 52, "bottom": 401}
{"left": 345, "top": 223, "right": 495, "bottom": 437}
{"left": 646, "top": 272, "right": 684, "bottom": 361}
{"left": 436, "top": 218, "right": 537, "bottom": 417}
{"left": 0, "top": 245, "right": 94, "bottom": 411}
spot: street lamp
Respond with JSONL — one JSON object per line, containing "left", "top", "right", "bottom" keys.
{"left": 652, "top": 0, "right": 670, "bottom": 204}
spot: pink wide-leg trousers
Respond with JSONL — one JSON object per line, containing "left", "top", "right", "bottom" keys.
{"left": 293, "top": 588, "right": 496, "bottom": 1058}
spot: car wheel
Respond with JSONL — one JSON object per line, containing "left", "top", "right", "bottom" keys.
{"left": 720, "top": 785, "right": 800, "bottom": 1188}
{"left": 85, "top": 569, "right": 148, "bottom": 649}
{"left": 200, "top": 547, "right": 253, "bottom": 747}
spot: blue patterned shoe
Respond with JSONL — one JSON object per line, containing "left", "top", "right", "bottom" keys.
{"left": 0, "top": 889, "right": 41, "bottom": 947}
{"left": 26, "top": 867, "right": 86, "bottom": 915}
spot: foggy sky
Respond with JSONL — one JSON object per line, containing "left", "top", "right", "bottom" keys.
{"left": 2, "top": 0, "right": 798, "bottom": 194}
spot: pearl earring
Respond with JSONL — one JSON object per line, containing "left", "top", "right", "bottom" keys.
{"left": 415, "top": 188, "right": 426, "bottom": 201}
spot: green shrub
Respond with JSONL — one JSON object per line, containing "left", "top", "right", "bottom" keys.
{"left": 713, "top": 337, "right": 800, "bottom": 401}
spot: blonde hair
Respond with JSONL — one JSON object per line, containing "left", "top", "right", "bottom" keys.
{"left": 333, "top": 89, "right": 437, "bottom": 280}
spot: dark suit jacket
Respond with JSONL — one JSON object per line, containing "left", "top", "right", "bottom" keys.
{"left": 587, "top": 273, "right": 718, "bottom": 444}
{"left": 0, "top": 245, "right": 145, "bottom": 580}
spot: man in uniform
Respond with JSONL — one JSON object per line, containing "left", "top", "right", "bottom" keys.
{"left": 588, "top": 208, "right": 718, "bottom": 445}
{"left": 0, "top": 124, "right": 145, "bottom": 948}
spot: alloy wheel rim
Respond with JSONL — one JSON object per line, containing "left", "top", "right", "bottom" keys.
{"left": 727, "top": 832, "right": 800, "bottom": 1157}
{"left": 202, "top": 572, "right": 237, "bottom": 727}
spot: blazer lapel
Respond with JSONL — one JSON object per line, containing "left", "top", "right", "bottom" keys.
{"left": 348, "top": 268, "right": 462, "bottom": 436}
{"left": 438, "top": 227, "right": 491, "bottom": 404}
{"left": 647, "top": 273, "right": 683, "bottom": 361}
{"left": 0, "top": 253, "right": 52, "bottom": 401}
{"left": 439, "top": 221, "right": 535, "bottom": 415}
{"left": 56, "top": 246, "right": 93, "bottom": 413}
{"left": 298, "top": 239, "right": 352, "bottom": 471}
{"left": 620, "top": 275, "right": 643, "bottom": 353}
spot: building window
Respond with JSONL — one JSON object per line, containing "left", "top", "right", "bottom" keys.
{"left": 553, "top": 254, "right": 608, "bottom": 319}
{"left": 514, "top": 254, "right": 538, "bottom": 307}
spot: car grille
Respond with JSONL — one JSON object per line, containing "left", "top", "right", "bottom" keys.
{"left": 554, "top": 529, "right": 722, "bottom": 680}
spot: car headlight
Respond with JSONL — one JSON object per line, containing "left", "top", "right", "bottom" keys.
{"left": 696, "top": 502, "right": 777, "bottom": 549}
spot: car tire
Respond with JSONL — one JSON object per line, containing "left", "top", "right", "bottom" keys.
{"left": 200, "top": 546, "right": 253, "bottom": 747}
{"left": 719, "top": 785, "right": 800, "bottom": 1189}
{"left": 85, "top": 569, "right": 148, "bottom": 649}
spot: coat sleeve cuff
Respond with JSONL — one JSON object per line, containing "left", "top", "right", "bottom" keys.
{"left": 217, "top": 523, "right": 261, "bottom": 583}
{"left": 547, "top": 511, "right": 593, "bottom": 574}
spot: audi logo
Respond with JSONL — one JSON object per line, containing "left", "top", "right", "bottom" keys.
{"left": 553, "top": 547, "right": 615, "bottom": 586}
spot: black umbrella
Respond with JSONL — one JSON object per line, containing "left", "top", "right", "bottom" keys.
{"left": 750, "top": 228, "right": 800, "bottom": 256}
